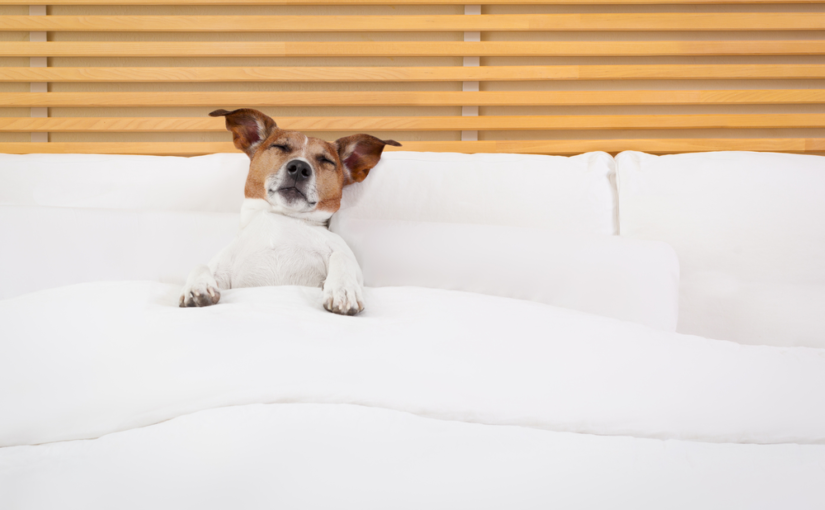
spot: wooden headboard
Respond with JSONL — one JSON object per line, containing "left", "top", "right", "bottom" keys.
{"left": 2, "top": 0, "right": 825, "bottom": 156}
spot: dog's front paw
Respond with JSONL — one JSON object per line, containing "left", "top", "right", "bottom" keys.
{"left": 179, "top": 280, "right": 221, "bottom": 308}
{"left": 322, "top": 282, "right": 364, "bottom": 316}
{"left": 180, "top": 285, "right": 221, "bottom": 308}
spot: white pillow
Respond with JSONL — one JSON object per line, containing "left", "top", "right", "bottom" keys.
{"left": 616, "top": 150, "right": 825, "bottom": 347}
{"left": 331, "top": 217, "right": 679, "bottom": 331}
{"left": 0, "top": 206, "right": 239, "bottom": 300}
{"left": 338, "top": 151, "right": 618, "bottom": 235}
{"left": 0, "top": 153, "right": 248, "bottom": 212}
{"left": 0, "top": 152, "right": 617, "bottom": 238}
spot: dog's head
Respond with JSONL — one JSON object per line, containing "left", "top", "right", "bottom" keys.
{"left": 211, "top": 108, "right": 400, "bottom": 223}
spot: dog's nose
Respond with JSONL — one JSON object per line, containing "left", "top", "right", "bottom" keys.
{"left": 286, "top": 160, "right": 312, "bottom": 181}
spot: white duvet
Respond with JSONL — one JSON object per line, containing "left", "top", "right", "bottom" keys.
{"left": 3, "top": 403, "right": 824, "bottom": 510}
{"left": 2, "top": 282, "right": 825, "bottom": 508}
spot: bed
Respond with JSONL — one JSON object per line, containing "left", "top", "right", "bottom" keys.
{"left": 3, "top": 1, "right": 825, "bottom": 508}
{"left": 3, "top": 149, "right": 825, "bottom": 508}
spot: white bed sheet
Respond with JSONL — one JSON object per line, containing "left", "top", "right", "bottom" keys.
{"left": 2, "top": 282, "right": 825, "bottom": 449}
{"left": 2, "top": 403, "right": 824, "bottom": 510}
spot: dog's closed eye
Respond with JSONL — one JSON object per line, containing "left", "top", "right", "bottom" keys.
{"left": 271, "top": 143, "right": 290, "bottom": 152}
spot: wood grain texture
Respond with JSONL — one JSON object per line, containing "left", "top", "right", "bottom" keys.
{"left": 5, "top": 65, "right": 825, "bottom": 82}
{"left": 5, "top": 90, "right": 825, "bottom": 107}
{"left": 5, "top": 41, "right": 825, "bottom": 57}
{"left": 4, "top": 14, "right": 825, "bottom": 32}
{"left": 2, "top": 0, "right": 824, "bottom": 5}
{"left": 5, "top": 1, "right": 825, "bottom": 157}
{"left": 2, "top": 139, "right": 824, "bottom": 156}
{"left": 7, "top": 114, "right": 825, "bottom": 132}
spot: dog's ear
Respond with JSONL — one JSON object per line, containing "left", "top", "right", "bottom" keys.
{"left": 334, "top": 134, "right": 401, "bottom": 185}
{"left": 210, "top": 108, "right": 277, "bottom": 158}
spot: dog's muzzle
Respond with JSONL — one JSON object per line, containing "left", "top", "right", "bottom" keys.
{"left": 275, "top": 159, "right": 315, "bottom": 205}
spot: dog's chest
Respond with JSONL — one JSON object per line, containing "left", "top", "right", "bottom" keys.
{"left": 221, "top": 212, "right": 331, "bottom": 289}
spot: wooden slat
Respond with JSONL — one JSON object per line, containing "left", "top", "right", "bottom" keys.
{"left": 4, "top": 65, "right": 825, "bottom": 83}
{"left": 4, "top": 14, "right": 825, "bottom": 32}
{"left": 0, "top": 65, "right": 823, "bottom": 83}
{"left": 5, "top": 90, "right": 825, "bottom": 107}
{"left": 2, "top": 139, "right": 824, "bottom": 156}
{"left": 4, "top": 41, "right": 825, "bottom": 58}
{"left": 7, "top": 114, "right": 825, "bottom": 132}
{"left": 2, "top": 0, "right": 825, "bottom": 5}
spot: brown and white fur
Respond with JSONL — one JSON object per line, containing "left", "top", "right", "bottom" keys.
{"left": 179, "top": 108, "right": 400, "bottom": 315}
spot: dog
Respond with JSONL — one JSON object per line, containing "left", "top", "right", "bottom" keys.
{"left": 179, "top": 108, "right": 400, "bottom": 315}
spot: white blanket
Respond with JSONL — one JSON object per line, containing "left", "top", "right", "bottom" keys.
{"left": 3, "top": 403, "right": 824, "bottom": 510}
{"left": 2, "top": 282, "right": 825, "bottom": 448}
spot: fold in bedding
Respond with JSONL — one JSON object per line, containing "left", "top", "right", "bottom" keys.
{"left": 3, "top": 403, "right": 824, "bottom": 510}
{"left": 1, "top": 282, "right": 825, "bottom": 448}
